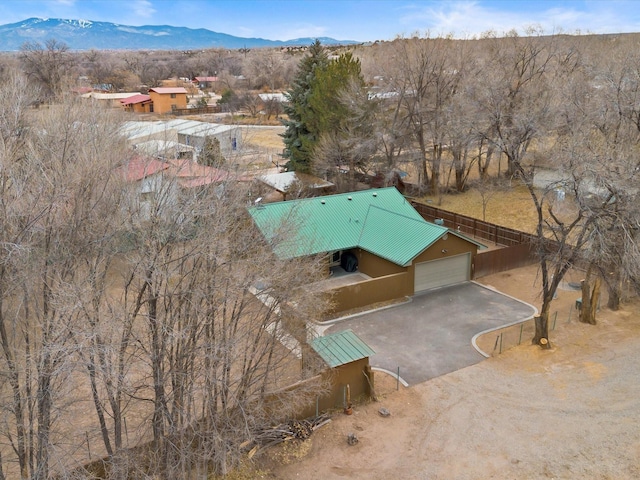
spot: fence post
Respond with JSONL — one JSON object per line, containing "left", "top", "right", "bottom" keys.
{"left": 519, "top": 323, "right": 523, "bottom": 345}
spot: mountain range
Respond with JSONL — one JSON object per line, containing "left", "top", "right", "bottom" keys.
{"left": 0, "top": 18, "right": 357, "bottom": 51}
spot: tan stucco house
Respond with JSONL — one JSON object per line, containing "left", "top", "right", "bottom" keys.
{"left": 249, "top": 187, "right": 485, "bottom": 315}
{"left": 148, "top": 87, "right": 188, "bottom": 114}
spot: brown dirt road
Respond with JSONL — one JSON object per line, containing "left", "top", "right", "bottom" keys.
{"left": 266, "top": 265, "right": 640, "bottom": 479}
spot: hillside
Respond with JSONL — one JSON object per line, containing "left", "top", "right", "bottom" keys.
{"left": 0, "top": 17, "right": 357, "bottom": 51}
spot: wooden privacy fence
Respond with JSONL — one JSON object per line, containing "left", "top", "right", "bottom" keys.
{"left": 410, "top": 201, "right": 537, "bottom": 247}
{"left": 410, "top": 200, "right": 540, "bottom": 276}
{"left": 474, "top": 243, "right": 537, "bottom": 277}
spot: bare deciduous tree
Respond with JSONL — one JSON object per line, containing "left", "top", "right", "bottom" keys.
{"left": 246, "top": 49, "right": 286, "bottom": 90}
{"left": 0, "top": 70, "right": 330, "bottom": 478}
{"left": 382, "top": 35, "right": 465, "bottom": 194}
{"left": 19, "top": 39, "right": 74, "bottom": 102}
{"left": 476, "top": 29, "right": 555, "bottom": 179}
{"left": 314, "top": 78, "right": 378, "bottom": 191}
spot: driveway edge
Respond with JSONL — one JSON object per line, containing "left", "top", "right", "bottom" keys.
{"left": 372, "top": 367, "right": 410, "bottom": 387}
{"left": 470, "top": 281, "right": 539, "bottom": 358}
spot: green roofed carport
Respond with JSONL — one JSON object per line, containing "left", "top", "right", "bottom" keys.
{"left": 310, "top": 329, "right": 375, "bottom": 368}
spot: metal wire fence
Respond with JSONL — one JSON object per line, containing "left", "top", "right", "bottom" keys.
{"left": 479, "top": 304, "right": 578, "bottom": 356}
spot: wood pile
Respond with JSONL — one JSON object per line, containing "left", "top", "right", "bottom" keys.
{"left": 243, "top": 414, "right": 331, "bottom": 457}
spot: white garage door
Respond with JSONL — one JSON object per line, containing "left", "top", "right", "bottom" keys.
{"left": 414, "top": 253, "right": 470, "bottom": 293}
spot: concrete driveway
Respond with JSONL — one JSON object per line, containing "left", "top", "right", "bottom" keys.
{"left": 325, "top": 282, "right": 536, "bottom": 385}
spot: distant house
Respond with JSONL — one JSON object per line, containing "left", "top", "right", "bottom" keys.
{"left": 166, "top": 158, "right": 229, "bottom": 188}
{"left": 120, "top": 155, "right": 229, "bottom": 218}
{"left": 133, "top": 139, "right": 194, "bottom": 160}
{"left": 249, "top": 187, "right": 485, "bottom": 315}
{"left": 82, "top": 92, "right": 141, "bottom": 108}
{"left": 175, "top": 122, "right": 242, "bottom": 157}
{"left": 120, "top": 119, "right": 242, "bottom": 159}
{"left": 120, "top": 94, "right": 152, "bottom": 113}
{"left": 148, "top": 87, "right": 188, "bottom": 114}
{"left": 258, "top": 171, "right": 335, "bottom": 201}
{"left": 121, "top": 156, "right": 173, "bottom": 218}
{"left": 258, "top": 93, "right": 287, "bottom": 103}
{"left": 194, "top": 76, "right": 219, "bottom": 89}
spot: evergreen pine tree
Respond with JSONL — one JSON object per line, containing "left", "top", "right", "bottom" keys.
{"left": 281, "top": 40, "right": 328, "bottom": 172}
{"left": 306, "top": 52, "right": 365, "bottom": 136}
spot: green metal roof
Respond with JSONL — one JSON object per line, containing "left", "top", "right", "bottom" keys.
{"left": 248, "top": 187, "right": 450, "bottom": 266}
{"left": 358, "top": 205, "right": 448, "bottom": 266}
{"left": 310, "top": 329, "right": 375, "bottom": 368}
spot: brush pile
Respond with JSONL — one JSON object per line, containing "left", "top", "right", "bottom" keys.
{"left": 244, "top": 414, "right": 331, "bottom": 457}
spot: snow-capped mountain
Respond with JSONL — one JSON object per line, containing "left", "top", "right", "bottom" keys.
{"left": 0, "top": 18, "right": 356, "bottom": 51}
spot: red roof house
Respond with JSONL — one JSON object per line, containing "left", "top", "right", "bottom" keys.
{"left": 120, "top": 94, "right": 152, "bottom": 113}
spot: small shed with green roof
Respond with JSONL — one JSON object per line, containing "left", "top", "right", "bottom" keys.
{"left": 311, "top": 329, "right": 376, "bottom": 368}
{"left": 249, "top": 187, "right": 484, "bottom": 315}
{"left": 310, "top": 329, "right": 376, "bottom": 411}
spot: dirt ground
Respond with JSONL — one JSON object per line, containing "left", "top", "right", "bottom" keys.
{"left": 263, "top": 264, "right": 640, "bottom": 479}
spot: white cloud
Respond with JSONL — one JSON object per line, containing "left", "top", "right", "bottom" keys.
{"left": 131, "top": 0, "right": 156, "bottom": 19}
{"left": 398, "top": 1, "right": 536, "bottom": 37}
{"left": 397, "top": 0, "right": 640, "bottom": 38}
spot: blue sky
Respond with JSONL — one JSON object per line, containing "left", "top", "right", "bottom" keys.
{"left": 1, "top": 0, "right": 639, "bottom": 42}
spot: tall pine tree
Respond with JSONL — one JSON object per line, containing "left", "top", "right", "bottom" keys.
{"left": 281, "top": 40, "right": 328, "bottom": 173}
{"left": 306, "top": 52, "right": 365, "bottom": 136}
{"left": 282, "top": 45, "right": 367, "bottom": 175}
{"left": 311, "top": 54, "right": 376, "bottom": 189}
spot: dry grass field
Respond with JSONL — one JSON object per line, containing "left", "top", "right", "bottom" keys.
{"left": 242, "top": 126, "right": 286, "bottom": 150}
{"left": 418, "top": 185, "right": 540, "bottom": 234}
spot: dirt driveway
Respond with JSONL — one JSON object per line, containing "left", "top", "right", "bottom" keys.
{"left": 268, "top": 266, "right": 640, "bottom": 479}
{"left": 325, "top": 282, "right": 536, "bottom": 385}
